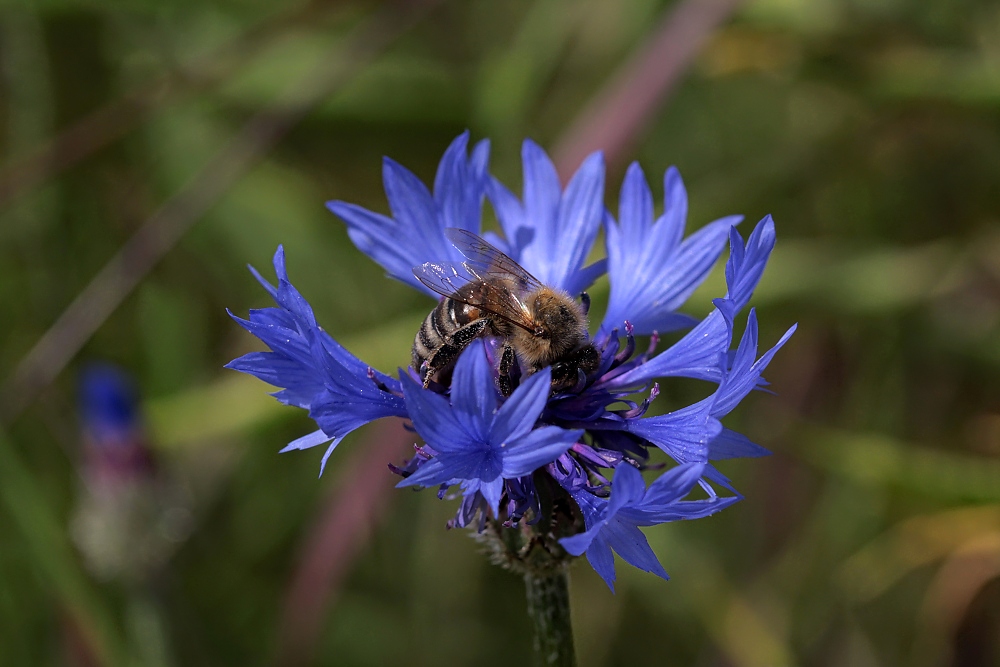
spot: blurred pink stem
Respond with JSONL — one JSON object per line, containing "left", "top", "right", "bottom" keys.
{"left": 275, "top": 420, "right": 413, "bottom": 667}
{"left": 552, "top": 0, "right": 745, "bottom": 180}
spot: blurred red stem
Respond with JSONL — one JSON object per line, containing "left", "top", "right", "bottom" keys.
{"left": 552, "top": 0, "right": 745, "bottom": 180}
{"left": 274, "top": 420, "right": 413, "bottom": 667}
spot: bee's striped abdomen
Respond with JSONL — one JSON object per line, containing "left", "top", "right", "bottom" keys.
{"left": 411, "top": 298, "right": 459, "bottom": 376}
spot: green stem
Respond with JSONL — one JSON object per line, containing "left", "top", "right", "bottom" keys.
{"left": 524, "top": 567, "right": 577, "bottom": 667}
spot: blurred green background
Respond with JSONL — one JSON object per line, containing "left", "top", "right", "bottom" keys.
{"left": 2, "top": 0, "right": 1000, "bottom": 665}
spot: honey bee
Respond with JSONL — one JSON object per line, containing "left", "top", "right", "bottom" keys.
{"left": 412, "top": 228, "right": 600, "bottom": 396}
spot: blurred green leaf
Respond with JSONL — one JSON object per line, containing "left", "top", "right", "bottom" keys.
{"left": 839, "top": 506, "right": 1000, "bottom": 604}
{"left": 793, "top": 425, "right": 1000, "bottom": 503}
{"left": 874, "top": 48, "right": 1000, "bottom": 106}
{"left": 689, "top": 239, "right": 962, "bottom": 315}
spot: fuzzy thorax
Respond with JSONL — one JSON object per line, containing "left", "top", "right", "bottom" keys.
{"left": 508, "top": 288, "right": 589, "bottom": 369}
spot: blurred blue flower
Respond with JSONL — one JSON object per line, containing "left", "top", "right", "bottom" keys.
{"left": 79, "top": 363, "right": 140, "bottom": 445}
{"left": 78, "top": 363, "right": 153, "bottom": 480}
{"left": 228, "top": 134, "right": 795, "bottom": 588}
{"left": 74, "top": 363, "right": 191, "bottom": 581}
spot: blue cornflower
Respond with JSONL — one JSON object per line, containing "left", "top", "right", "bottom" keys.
{"left": 79, "top": 364, "right": 140, "bottom": 446}
{"left": 78, "top": 363, "right": 154, "bottom": 480}
{"left": 228, "top": 133, "right": 794, "bottom": 589}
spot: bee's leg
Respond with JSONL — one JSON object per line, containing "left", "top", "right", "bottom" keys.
{"left": 549, "top": 362, "right": 575, "bottom": 393}
{"left": 579, "top": 291, "right": 591, "bottom": 316}
{"left": 422, "top": 319, "right": 489, "bottom": 388}
{"left": 549, "top": 346, "right": 601, "bottom": 393}
{"left": 497, "top": 342, "right": 516, "bottom": 397}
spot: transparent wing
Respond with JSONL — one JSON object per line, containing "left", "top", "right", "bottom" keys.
{"left": 413, "top": 230, "right": 544, "bottom": 332}
{"left": 411, "top": 261, "right": 477, "bottom": 301}
{"left": 444, "top": 228, "right": 544, "bottom": 295}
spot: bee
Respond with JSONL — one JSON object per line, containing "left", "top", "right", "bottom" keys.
{"left": 411, "top": 228, "right": 600, "bottom": 396}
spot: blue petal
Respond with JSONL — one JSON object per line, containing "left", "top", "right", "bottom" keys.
{"left": 521, "top": 140, "right": 561, "bottom": 248}
{"left": 225, "top": 351, "right": 322, "bottom": 409}
{"left": 607, "top": 463, "right": 646, "bottom": 517}
{"left": 660, "top": 166, "right": 688, "bottom": 242}
{"left": 568, "top": 487, "right": 607, "bottom": 529}
{"left": 399, "top": 375, "right": 476, "bottom": 453}
{"left": 584, "top": 534, "right": 618, "bottom": 592}
{"left": 564, "top": 258, "right": 608, "bottom": 297}
{"left": 625, "top": 495, "right": 741, "bottom": 524}
{"left": 383, "top": 156, "right": 445, "bottom": 249}
{"left": 396, "top": 457, "right": 455, "bottom": 488}
{"left": 227, "top": 251, "right": 407, "bottom": 454}
{"left": 434, "top": 133, "right": 491, "bottom": 233}
{"left": 710, "top": 312, "right": 797, "bottom": 418}
{"left": 604, "top": 517, "right": 669, "bottom": 580}
{"left": 247, "top": 246, "right": 281, "bottom": 299}
{"left": 478, "top": 477, "right": 505, "bottom": 517}
{"left": 601, "top": 163, "right": 739, "bottom": 336}
{"left": 450, "top": 343, "right": 498, "bottom": 442}
{"left": 278, "top": 428, "right": 345, "bottom": 480}
{"left": 275, "top": 277, "right": 317, "bottom": 329}
{"left": 308, "top": 389, "right": 404, "bottom": 440}
{"left": 502, "top": 141, "right": 606, "bottom": 293}
{"left": 726, "top": 216, "right": 775, "bottom": 312}
{"left": 485, "top": 177, "right": 529, "bottom": 260}
{"left": 708, "top": 428, "right": 770, "bottom": 460}
{"left": 280, "top": 429, "right": 333, "bottom": 453}
{"left": 640, "top": 462, "right": 705, "bottom": 507}
{"left": 608, "top": 215, "right": 778, "bottom": 388}
{"left": 559, "top": 523, "right": 602, "bottom": 556}
{"left": 328, "top": 202, "right": 433, "bottom": 294}
{"left": 715, "top": 216, "right": 776, "bottom": 333}
{"left": 625, "top": 403, "right": 723, "bottom": 463}
{"left": 501, "top": 425, "right": 581, "bottom": 479}
{"left": 544, "top": 152, "right": 605, "bottom": 291}
{"left": 490, "top": 366, "right": 552, "bottom": 444}
{"left": 227, "top": 312, "right": 314, "bottom": 370}
{"left": 318, "top": 438, "right": 344, "bottom": 477}
{"left": 616, "top": 311, "right": 728, "bottom": 387}
{"left": 620, "top": 162, "right": 655, "bottom": 239}
{"left": 327, "top": 135, "right": 489, "bottom": 297}
{"left": 317, "top": 329, "right": 395, "bottom": 386}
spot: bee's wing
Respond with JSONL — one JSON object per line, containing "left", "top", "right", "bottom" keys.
{"left": 412, "top": 260, "right": 537, "bottom": 333}
{"left": 411, "top": 261, "right": 477, "bottom": 301}
{"left": 444, "top": 228, "right": 544, "bottom": 295}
